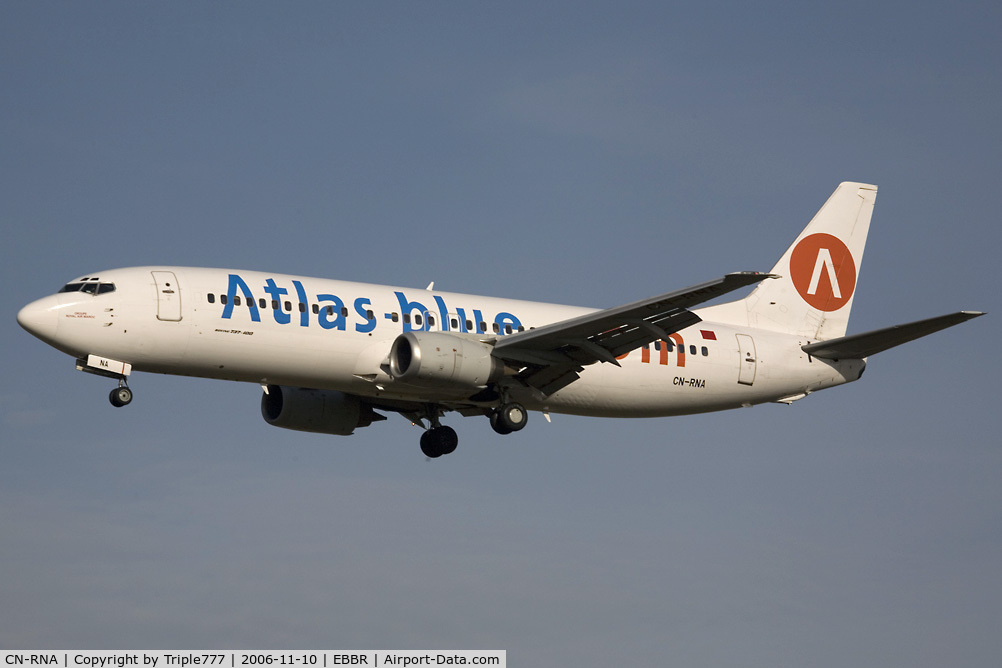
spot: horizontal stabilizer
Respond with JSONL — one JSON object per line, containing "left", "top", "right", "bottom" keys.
{"left": 802, "top": 311, "right": 985, "bottom": 360}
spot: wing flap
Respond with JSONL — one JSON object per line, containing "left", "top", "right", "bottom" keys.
{"left": 496, "top": 272, "right": 773, "bottom": 358}
{"left": 494, "top": 272, "right": 775, "bottom": 395}
{"left": 802, "top": 311, "right": 985, "bottom": 359}
{"left": 522, "top": 365, "right": 586, "bottom": 396}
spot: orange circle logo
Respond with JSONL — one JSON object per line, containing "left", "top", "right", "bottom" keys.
{"left": 789, "top": 233, "right": 856, "bottom": 311}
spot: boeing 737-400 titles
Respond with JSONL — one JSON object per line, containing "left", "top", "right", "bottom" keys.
{"left": 17, "top": 183, "right": 984, "bottom": 457}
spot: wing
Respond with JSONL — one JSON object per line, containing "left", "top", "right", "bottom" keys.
{"left": 802, "top": 311, "right": 985, "bottom": 360}
{"left": 493, "top": 272, "right": 775, "bottom": 395}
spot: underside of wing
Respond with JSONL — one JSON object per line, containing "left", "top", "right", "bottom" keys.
{"left": 493, "top": 272, "right": 775, "bottom": 395}
{"left": 802, "top": 311, "right": 985, "bottom": 360}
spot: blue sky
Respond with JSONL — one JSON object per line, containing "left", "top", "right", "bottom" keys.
{"left": 2, "top": 2, "right": 999, "bottom": 665}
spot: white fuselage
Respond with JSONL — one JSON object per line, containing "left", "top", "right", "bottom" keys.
{"left": 20, "top": 266, "right": 864, "bottom": 418}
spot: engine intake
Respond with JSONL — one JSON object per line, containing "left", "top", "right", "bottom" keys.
{"left": 261, "top": 385, "right": 380, "bottom": 436}
{"left": 388, "top": 331, "right": 503, "bottom": 389}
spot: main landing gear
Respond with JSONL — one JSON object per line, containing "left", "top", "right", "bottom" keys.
{"left": 109, "top": 380, "right": 133, "bottom": 407}
{"left": 418, "top": 406, "right": 459, "bottom": 458}
{"left": 490, "top": 402, "right": 528, "bottom": 435}
{"left": 417, "top": 400, "right": 528, "bottom": 458}
{"left": 420, "top": 425, "right": 459, "bottom": 458}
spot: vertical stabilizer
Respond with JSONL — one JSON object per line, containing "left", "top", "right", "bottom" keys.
{"left": 703, "top": 182, "right": 877, "bottom": 340}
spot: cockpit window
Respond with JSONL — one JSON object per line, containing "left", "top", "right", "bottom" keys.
{"left": 58, "top": 282, "right": 115, "bottom": 295}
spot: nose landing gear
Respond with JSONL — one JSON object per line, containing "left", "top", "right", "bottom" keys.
{"left": 75, "top": 355, "right": 134, "bottom": 408}
{"left": 109, "top": 380, "right": 133, "bottom": 407}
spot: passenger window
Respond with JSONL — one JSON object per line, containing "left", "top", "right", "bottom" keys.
{"left": 327, "top": 305, "right": 335, "bottom": 316}
{"left": 403, "top": 314, "right": 411, "bottom": 324}
{"left": 414, "top": 314, "right": 422, "bottom": 326}
{"left": 518, "top": 326, "right": 525, "bottom": 332}
{"left": 665, "top": 341, "right": 674, "bottom": 352}
{"left": 492, "top": 323, "right": 500, "bottom": 333}
{"left": 284, "top": 301, "right": 291, "bottom": 312}
{"left": 505, "top": 324, "right": 512, "bottom": 334}
{"left": 234, "top": 296, "right": 241, "bottom": 306}
{"left": 451, "top": 318, "right": 458, "bottom": 329}
{"left": 312, "top": 304, "right": 319, "bottom": 314}
{"left": 221, "top": 294, "right": 228, "bottom": 305}
{"left": 366, "top": 310, "right": 374, "bottom": 320}
{"left": 391, "top": 312, "right": 399, "bottom": 323}
{"left": 207, "top": 294, "right": 215, "bottom": 304}
{"left": 465, "top": 320, "right": 473, "bottom": 330}
{"left": 701, "top": 346, "right": 708, "bottom": 356}
{"left": 689, "top": 345, "right": 697, "bottom": 355}
{"left": 428, "top": 315, "right": 436, "bottom": 327}
{"left": 259, "top": 298, "right": 266, "bottom": 309}
{"left": 272, "top": 300, "right": 279, "bottom": 310}
{"left": 341, "top": 307, "right": 349, "bottom": 317}
{"left": 299, "top": 303, "right": 306, "bottom": 313}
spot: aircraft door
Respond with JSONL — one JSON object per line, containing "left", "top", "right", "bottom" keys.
{"left": 152, "top": 271, "right": 182, "bottom": 321}
{"left": 736, "top": 333, "right": 756, "bottom": 386}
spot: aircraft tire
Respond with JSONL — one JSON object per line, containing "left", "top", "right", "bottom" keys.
{"left": 437, "top": 426, "right": 459, "bottom": 455}
{"left": 109, "top": 386, "right": 133, "bottom": 408}
{"left": 420, "top": 426, "right": 458, "bottom": 458}
{"left": 489, "top": 410, "right": 513, "bottom": 435}
{"left": 497, "top": 402, "right": 527, "bottom": 432}
{"left": 420, "top": 430, "right": 442, "bottom": 458}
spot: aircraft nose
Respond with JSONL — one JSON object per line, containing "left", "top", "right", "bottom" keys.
{"left": 17, "top": 296, "right": 60, "bottom": 343}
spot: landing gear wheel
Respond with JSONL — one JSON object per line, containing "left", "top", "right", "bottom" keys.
{"left": 489, "top": 410, "right": 513, "bottom": 435}
{"left": 109, "top": 386, "right": 133, "bottom": 408}
{"left": 437, "top": 426, "right": 458, "bottom": 455}
{"left": 495, "top": 402, "right": 527, "bottom": 433}
{"left": 419, "top": 430, "right": 441, "bottom": 458}
{"left": 420, "top": 426, "right": 459, "bottom": 458}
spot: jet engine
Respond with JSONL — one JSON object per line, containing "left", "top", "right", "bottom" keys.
{"left": 261, "top": 385, "right": 380, "bottom": 436}
{"left": 388, "top": 331, "right": 503, "bottom": 389}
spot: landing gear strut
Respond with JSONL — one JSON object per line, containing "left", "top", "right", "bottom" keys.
{"left": 109, "top": 380, "right": 132, "bottom": 407}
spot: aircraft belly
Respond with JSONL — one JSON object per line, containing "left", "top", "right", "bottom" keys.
{"left": 133, "top": 319, "right": 192, "bottom": 369}
{"left": 540, "top": 360, "right": 749, "bottom": 418}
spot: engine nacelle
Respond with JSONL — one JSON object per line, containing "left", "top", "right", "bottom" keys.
{"left": 261, "top": 385, "right": 377, "bottom": 436}
{"left": 388, "top": 331, "right": 503, "bottom": 389}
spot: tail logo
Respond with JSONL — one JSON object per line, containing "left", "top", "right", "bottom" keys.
{"left": 790, "top": 233, "right": 856, "bottom": 311}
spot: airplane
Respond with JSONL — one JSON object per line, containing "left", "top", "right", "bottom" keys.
{"left": 17, "top": 182, "right": 984, "bottom": 458}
